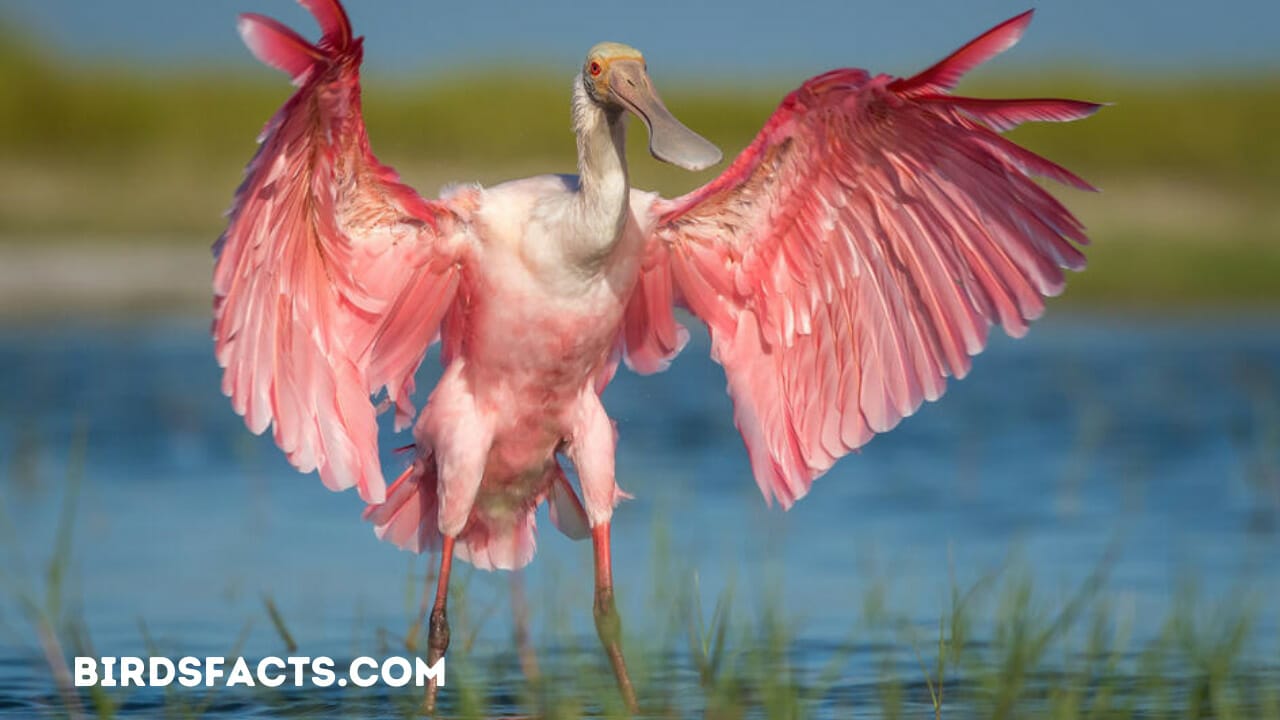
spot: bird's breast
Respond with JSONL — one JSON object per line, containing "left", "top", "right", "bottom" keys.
{"left": 457, "top": 245, "right": 632, "bottom": 401}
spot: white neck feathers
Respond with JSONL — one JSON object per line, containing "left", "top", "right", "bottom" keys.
{"left": 571, "top": 77, "right": 630, "bottom": 251}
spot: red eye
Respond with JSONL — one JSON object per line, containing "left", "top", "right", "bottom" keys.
{"left": 589, "top": 61, "right": 602, "bottom": 77}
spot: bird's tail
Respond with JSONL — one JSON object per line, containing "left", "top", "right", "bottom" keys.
{"left": 362, "top": 456, "right": 442, "bottom": 555}
{"left": 362, "top": 455, "right": 591, "bottom": 571}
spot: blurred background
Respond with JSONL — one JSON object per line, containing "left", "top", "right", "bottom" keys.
{"left": 1, "top": 1, "right": 1278, "bottom": 717}
{"left": 1, "top": 0, "right": 1278, "bottom": 313}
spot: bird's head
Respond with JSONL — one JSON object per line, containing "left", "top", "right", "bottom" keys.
{"left": 581, "top": 42, "right": 722, "bottom": 172}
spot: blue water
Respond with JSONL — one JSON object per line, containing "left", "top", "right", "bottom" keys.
{"left": 1, "top": 313, "right": 1278, "bottom": 716}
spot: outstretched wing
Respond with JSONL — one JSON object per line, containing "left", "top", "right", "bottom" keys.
{"left": 624, "top": 11, "right": 1099, "bottom": 507}
{"left": 213, "top": 0, "right": 474, "bottom": 504}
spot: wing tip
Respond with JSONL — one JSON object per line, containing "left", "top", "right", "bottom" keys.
{"left": 238, "top": 0, "right": 360, "bottom": 80}
{"left": 237, "top": 12, "right": 325, "bottom": 81}
{"left": 892, "top": 9, "right": 1038, "bottom": 97}
{"left": 989, "top": 9, "right": 1036, "bottom": 53}
{"left": 298, "top": 0, "right": 355, "bottom": 50}
{"left": 1009, "top": 9, "right": 1036, "bottom": 32}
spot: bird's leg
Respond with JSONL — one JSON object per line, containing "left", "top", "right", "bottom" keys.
{"left": 592, "top": 521, "right": 638, "bottom": 713}
{"left": 510, "top": 570, "right": 541, "bottom": 684}
{"left": 566, "top": 390, "right": 636, "bottom": 711}
{"left": 416, "top": 363, "right": 490, "bottom": 715}
{"left": 423, "top": 535, "right": 455, "bottom": 716}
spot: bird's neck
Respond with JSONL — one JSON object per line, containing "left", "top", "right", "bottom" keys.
{"left": 571, "top": 78, "right": 631, "bottom": 256}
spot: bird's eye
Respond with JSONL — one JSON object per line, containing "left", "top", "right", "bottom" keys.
{"left": 589, "top": 61, "right": 602, "bottom": 77}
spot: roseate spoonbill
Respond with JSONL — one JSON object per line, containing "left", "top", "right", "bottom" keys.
{"left": 213, "top": 0, "right": 1098, "bottom": 710}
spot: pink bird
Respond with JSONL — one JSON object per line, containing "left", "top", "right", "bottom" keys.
{"left": 213, "top": 0, "right": 1097, "bottom": 710}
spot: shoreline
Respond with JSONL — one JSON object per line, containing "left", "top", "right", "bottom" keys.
{"left": 2, "top": 241, "right": 1279, "bottom": 322}
{"left": 0, "top": 243, "right": 213, "bottom": 319}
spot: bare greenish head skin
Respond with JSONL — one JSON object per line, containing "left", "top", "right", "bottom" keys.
{"left": 581, "top": 42, "right": 722, "bottom": 172}
{"left": 582, "top": 42, "right": 646, "bottom": 102}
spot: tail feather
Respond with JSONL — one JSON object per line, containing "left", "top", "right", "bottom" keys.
{"left": 891, "top": 10, "right": 1034, "bottom": 97}
{"left": 454, "top": 514, "right": 538, "bottom": 571}
{"left": 363, "top": 461, "right": 440, "bottom": 553}
{"left": 363, "top": 455, "right": 577, "bottom": 571}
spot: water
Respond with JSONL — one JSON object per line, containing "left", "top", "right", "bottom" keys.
{"left": 1, "top": 313, "right": 1278, "bottom": 716}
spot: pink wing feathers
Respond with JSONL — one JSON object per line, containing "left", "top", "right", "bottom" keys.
{"left": 624, "top": 11, "right": 1099, "bottom": 507}
{"left": 213, "top": 0, "right": 473, "bottom": 503}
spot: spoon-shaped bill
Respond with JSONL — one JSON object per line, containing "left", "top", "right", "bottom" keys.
{"left": 609, "top": 61, "right": 722, "bottom": 172}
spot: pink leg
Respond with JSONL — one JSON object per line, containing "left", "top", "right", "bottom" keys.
{"left": 423, "top": 536, "right": 455, "bottom": 715}
{"left": 568, "top": 390, "right": 636, "bottom": 712}
{"left": 416, "top": 366, "right": 490, "bottom": 714}
{"left": 593, "top": 522, "right": 637, "bottom": 713}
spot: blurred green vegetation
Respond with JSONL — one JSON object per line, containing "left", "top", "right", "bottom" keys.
{"left": 1, "top": 22, "right": 1278, "bottom": 305}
